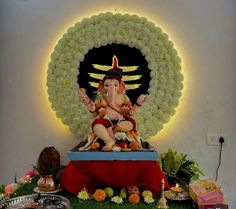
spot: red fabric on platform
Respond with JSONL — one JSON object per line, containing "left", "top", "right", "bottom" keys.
{"left": 60, "top": 161, "right": 169, "bottom": 195}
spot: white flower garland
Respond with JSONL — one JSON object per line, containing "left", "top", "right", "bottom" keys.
{"left": 47, "top": 12, "right": 183, "bottom": 139}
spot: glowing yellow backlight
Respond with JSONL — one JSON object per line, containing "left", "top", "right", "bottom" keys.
{"left": 40, "top": 9, "right": 187, "bottom": 139}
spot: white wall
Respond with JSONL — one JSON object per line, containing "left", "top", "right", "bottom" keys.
{"left": 0, "top": 0, "right": 235, "bottom": 207}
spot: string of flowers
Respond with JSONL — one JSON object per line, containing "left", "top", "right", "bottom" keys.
{"left": 0, "top": 169, "right": 37, "bottom": 201}
{"left": 47, "top": 12, "right": 183, "bottom": 139}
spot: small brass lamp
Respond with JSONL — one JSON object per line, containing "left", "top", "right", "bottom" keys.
{"left": 156, "top": 178, "right": 169, "bottom": 209}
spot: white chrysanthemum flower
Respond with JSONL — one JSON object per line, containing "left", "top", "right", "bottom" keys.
{"left": 112, "top": 145, "right": 122, "bottom": 152}
{"left": 144, "top": 196, "right": 155, "bottom": 204}
{"left": 77, "top": 189, "right": 90, "bottom": 200}
{"left": 115, "top": 132, "right": 127, "bottom": 141}
{"left": 111, "top": 196, "right": 123, "bottom": 204}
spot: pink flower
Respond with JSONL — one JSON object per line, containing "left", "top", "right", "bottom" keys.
{"left": 4, "top": 183, "right": 19, "bottom": 195}
{"left": 25, "top": 169, "right": 37, "bottom": 177}
{"left": 17, "top": 175, "right": 31, "bottom": 184}
{"left": 24, "top": 175, "right": 31, "bottom": 182}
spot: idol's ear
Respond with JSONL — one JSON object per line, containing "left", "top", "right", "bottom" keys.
{"left": 118, "top": 82, "right": 126, "bottom": 93}
{"left": 98, "top": 81, "right": 105, "bottom": 93}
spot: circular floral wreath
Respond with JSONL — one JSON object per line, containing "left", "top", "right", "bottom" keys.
{"left": 47, "top": 12, "right": 183, "bottom": 139}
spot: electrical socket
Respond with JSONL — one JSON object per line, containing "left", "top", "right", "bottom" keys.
{"left": 206, "top": 134, "right": 228, "bottom": 146}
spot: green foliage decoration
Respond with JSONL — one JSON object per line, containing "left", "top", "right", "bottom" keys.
{"left": 158, "top": 149, "right": 204, "bottom": 186}
{"left": 10, "top": 175, "right": 194, "bottom": 209}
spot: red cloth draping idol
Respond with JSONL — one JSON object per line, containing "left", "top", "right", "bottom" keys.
{"left": 60, "top": 161, "right": 169, "bottom": 195}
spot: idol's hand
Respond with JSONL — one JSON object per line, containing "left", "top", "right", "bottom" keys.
{"left": 120, "top": 105, "right": 131, "bottom": 115}
{"left": 78, "top": 88, "right": 96, "bottom": 113}
{"left": 136, "top": 94, "right": 148, "bottom": 106}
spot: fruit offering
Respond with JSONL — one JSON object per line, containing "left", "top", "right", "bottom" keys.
{"left": 93, "top": 189, "right": 106, "bottom": 202}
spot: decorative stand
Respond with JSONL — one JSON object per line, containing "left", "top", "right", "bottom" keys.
{"left": 61, "top": 145, "right": 169, "bottom": 195}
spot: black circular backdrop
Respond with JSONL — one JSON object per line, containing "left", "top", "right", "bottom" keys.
{"left": 77, "top": 44, "right": 151, "bottom": 104}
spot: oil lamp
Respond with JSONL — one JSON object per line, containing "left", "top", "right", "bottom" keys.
{"left": 156, "top": 178, "right": 169, "bottom": 209}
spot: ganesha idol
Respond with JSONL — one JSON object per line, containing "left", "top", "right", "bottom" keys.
{"left": 78, "top": 56, "right": 148, "bottom": 151}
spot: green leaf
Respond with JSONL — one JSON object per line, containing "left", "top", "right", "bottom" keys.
{"left": 159, "top": 149, "right": 204, "bottom": 185}
{"left": 0, "top": 184, "right": 5, "bottom": 193}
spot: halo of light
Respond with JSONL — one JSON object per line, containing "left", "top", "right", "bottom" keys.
{"left": 47, "top": 12, "right": 183, "bottom": 139}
